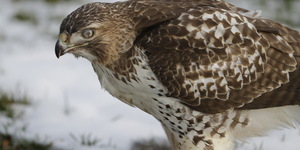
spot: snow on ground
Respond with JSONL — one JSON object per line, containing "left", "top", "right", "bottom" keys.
{"left": 0, "top": 0, "right": 299, "bottom": 150}
{"left": 0, "top": 0, "right": 164, "bottom": 150}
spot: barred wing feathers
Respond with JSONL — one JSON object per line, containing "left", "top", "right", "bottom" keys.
{"left": 138, "top": 4, "right": 300, "bottom": 114}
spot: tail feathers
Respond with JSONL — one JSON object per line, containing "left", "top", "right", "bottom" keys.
{"left": 232, "top": 105, "right": 300, "bottom": 140}
{"left": 284, "top": 105, "right": 300, "bottom": 127}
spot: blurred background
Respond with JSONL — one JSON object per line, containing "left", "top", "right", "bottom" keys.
{"left": 0, "top": 0, "right": 299, "bottom": 150}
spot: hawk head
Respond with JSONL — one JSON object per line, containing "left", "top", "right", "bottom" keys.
{"left": 55, "top": 1, "right": 187, "bottom": 65}
{"left": 55, "top": 2, "right": 136, "bottom": 65}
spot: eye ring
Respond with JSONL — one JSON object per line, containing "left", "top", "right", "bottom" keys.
{"left": 81, "top": 29, "right": 94, "bottom": 39}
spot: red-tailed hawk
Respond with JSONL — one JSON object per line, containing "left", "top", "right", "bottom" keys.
{"left": 55, "top": 0, "right": 300, "bottom": 149}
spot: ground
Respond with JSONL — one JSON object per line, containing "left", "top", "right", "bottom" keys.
{"left": 0, "top": 0, "right": 299, "bottom": 150}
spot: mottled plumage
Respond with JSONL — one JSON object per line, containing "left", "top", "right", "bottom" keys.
{"left": 55, "top": 0, "right": 300, "bottom": 149}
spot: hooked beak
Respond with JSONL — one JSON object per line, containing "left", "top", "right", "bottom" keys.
{"left": 55, "top": 40, "right": 64, "bottom": 58}
{"left": 55, "top": 40, "right": 79, "bottom": 58}
{"left": 55, "top": 32, "right": 71, "bottom": 58}
{"left": 55, "top": 33, "right": 88, "bottom": 59}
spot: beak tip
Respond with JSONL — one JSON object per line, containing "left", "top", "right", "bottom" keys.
{"left": 55, "top": 40, "right": 63, "bottom": 59}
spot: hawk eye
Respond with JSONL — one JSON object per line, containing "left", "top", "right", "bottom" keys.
{"left": 81, "top": 29, "right": 94, "bottom": 39}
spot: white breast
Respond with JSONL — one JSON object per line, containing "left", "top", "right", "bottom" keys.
{"left": 91, "top": 54, "right": 168, "bottom": 114}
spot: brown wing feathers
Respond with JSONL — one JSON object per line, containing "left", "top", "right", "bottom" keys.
{"left": 136, "top": 0, "right": 300, "bottom": 113}
{"left": 240, "top": 19, "right": 300, "bottom": 110}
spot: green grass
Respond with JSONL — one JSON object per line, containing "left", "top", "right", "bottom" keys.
{"left": 69, "top": 133, "right": 101, "bottom": 147}
{"left": 0, "top": 132, "right": 52, "bottom": 150}
{"left": 131, "top": 138, "right": 171, "bottom": 150}
{"left": 13, "top": 12, "right": 38, "bottom": 25}
{"left": 0, "top": 91, "right": 30, "bottom": 119}
{"left": 0, "top": 91, "right": 52, "bottom": 150}
{"left": 69, "top": 133, "right": 117, "bottom": 148}
{"left": 12, "top": 0, "right": 77, "bottom": 3}
{"left": 43, "top": 0, "right": 75, "bottom": 3}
